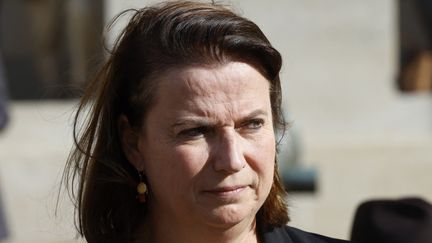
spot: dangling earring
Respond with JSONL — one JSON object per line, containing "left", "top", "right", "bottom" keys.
{"left": 137, "top": 171, "right": 148, "bottom": 203}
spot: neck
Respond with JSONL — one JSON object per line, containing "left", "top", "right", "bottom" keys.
{"left": 135, "top": 205, "right": 259, "bottom": 243}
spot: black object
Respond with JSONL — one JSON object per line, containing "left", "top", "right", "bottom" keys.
{"left": 282, "top": 167, "right": 317, "bottom": 192}
{"left": 351, "top": 197, "right": 432, "bottom": 243}
{"left": 260, "top": 225, "right": 352, "bottom": 243}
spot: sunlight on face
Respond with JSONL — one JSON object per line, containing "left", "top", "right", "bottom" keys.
{"left": 138, "top": 61, "right": 276, "bottom": 229}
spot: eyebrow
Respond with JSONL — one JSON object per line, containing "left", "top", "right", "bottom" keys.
{"left": 241, "top": 109, "right": 268, "bottom": 121}
{"left": 171, "top": 109, "right": 269, "bottom": 128}
{"left": 171, "top": 118, "right": 213, "bottom": 128}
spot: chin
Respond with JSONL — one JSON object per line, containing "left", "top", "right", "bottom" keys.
{"left": 202, "top": 204, "right": 257, "bottom": 228}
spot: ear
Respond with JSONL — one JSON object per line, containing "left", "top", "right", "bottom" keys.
{"left": 118, "top": 115, "right": 144, "bottom": 171}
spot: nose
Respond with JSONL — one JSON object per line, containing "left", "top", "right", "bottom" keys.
{"left": 211, "top": 129, "right": 246, "bottom": 173}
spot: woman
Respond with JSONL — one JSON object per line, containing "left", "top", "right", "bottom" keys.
{"left": 64, "top": 1, "right": 352, "bottom": 242}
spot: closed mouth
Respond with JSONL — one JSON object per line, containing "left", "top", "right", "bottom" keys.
{"left": 203, "top": 185, "right": 248, "bottom": 196}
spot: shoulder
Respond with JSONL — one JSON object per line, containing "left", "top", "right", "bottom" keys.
{"left": 282, "top": 226, "right": 352, "bottom": 243}
{"left": 260, "top": 225, "right": 354, "bottom": 243}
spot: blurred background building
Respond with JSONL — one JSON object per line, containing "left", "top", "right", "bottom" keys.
{"left": 0, "top": 0, "right": 104, "bottom": 99}
{"left": 0, "top": 0, "right": 431, "bottom": 242}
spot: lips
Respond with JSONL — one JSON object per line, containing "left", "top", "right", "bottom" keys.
{"left": 203, "top": 185, "right": 248, "bottom": 197}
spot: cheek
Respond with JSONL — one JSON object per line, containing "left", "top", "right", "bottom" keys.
{"left": 251, "top": 133, "right": 276, "bottom": 184}
{"left": 258, "top": 147, "right": 276, "bottom": 200}
{"left": 172, "top": 147, "right": 209, "bottom": 184}
{"left": 144, "top": 144, "right": 208, "bottom": 193}
{"left": 259, "top": 146, "right": 276, "bottom": 183}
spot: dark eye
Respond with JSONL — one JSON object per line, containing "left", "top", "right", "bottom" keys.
{"left": 243, "top": 119, "right": 264, "bottom": 130}
{"left": 178, "top": 126, "right": 210, "bottom": 138}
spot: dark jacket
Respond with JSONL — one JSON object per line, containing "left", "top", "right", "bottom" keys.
{"left": 261, "top": 225, "right": 352, "bottom": 243}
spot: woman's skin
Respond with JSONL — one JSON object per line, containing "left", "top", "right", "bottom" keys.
{"left": 121, "top": 61, "right": 276, "bottom": 243}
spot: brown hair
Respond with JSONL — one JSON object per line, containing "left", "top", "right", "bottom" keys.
{"left": 63, "top": 1, "right": 289, "bottom": 242}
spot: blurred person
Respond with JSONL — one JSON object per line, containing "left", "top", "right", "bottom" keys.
{"left": 0, "top": 0, "right": 10, "bottom": 240}
{"left": 0, "top": 0, "right": 8, "bottom": 131}
{"left": 398, "top": 0, "right": 432, "bottom": 91}
{"left": 0, "top": 51, "right": 7, "bottom": 131}
{"left": 0, "top": 6, "right": 9, "bottom": 236}
{"left": 63, "top": 1, "right": 353, "bottom": 243}
{"left": 0, "top": 40, "right": 10, "bottom": 243}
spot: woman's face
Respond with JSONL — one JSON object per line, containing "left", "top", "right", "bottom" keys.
{"left": 136, "top": 61, "right": 276, "bottom": 229}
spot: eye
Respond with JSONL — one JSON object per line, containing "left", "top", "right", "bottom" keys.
{"left": 242, "top": 119, "right": 264, "bottom": 131}
{"left": 178, "top": 126, "right": 211, "bottom": 138}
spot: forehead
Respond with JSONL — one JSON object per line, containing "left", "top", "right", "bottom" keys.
{"left": 145, "top": 62, "right": 272, "bottom": 124}
{"left": 155, "top": 62, "right": 270, "bottom": 99}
